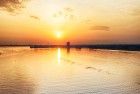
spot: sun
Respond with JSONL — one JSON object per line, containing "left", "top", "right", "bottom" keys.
{"left": 56, "top": 31, "right": 62, "bottom": 38}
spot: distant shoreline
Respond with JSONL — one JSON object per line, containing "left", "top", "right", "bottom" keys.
{"left": 0, "top": 44, "right": 140, "bottom": 51}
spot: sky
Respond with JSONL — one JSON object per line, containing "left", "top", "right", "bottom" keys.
{"left": 0, "top": 0, "right": 140, "bottom": 45}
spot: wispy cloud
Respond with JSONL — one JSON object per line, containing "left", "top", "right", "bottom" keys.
{"left": 131, "top": 9, "right": 140, "bottom": 16}
{"left": 30, "top": 15, "right": 40, "bottom": 20}
{"left": 53, "top": 7, "right": 75, "bottom": 20}
{"left": 0, "top": 0, "right": 28, "bottom": 12}
{"left": 90, "top": 26, "right": 110, "bottom": 31}
{"left": 64, "top": 7, "right": 73, "bottom": 12}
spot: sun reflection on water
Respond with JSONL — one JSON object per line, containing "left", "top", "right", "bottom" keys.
{"left": 57, "top": 48, "right": 61, "bottom": 64}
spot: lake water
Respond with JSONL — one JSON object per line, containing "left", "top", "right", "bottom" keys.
{"left": 0, "top": 47, "right": 140, "bottom": 94}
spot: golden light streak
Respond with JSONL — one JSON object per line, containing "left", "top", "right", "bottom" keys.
{"left": 57, "top": 48, "right": 61, "bottom": 64}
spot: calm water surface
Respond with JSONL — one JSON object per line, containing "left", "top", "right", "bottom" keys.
{"left": 0, "top": 47, "right": 140, "bottom": 94}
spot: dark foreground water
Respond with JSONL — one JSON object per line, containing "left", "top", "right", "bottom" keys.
{"left": 0, "top": 47, "right": 140, "bottom": 94}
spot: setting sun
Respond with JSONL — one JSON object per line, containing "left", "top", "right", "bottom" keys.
{"left": 56, "top": 31, "right": 62, "bottom": 38}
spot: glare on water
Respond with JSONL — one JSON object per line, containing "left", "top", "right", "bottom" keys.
{"left": 0, "top": 47, "right": 140, "bottom": 94}
{"left": 57, "top": 48, "right": 61, "bottom": 64}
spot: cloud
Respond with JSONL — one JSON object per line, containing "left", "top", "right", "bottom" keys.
{"left": 30, "top": 15, "right": 40, "bottom": 20}
{"left": 90, "top": 26, "right": 110, "bottom": 31}
{"left": 0, "top": 0, "right": 28, "bottom": 12}
{"left": 64, "top": 7, "right": 73, "bottom": 12}
{"left": 131, "top": 9, "right": 140, "bottom": 16}
{"left": 52, "top": 7, "right": 75, "bottom": 20}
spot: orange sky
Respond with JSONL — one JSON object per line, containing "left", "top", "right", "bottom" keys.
{"left": 0, "top": 0, "right": 140, "bottom": 45}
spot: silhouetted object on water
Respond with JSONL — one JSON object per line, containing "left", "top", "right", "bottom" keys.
{"left": 11, "top": 44, "right": 140, "bottom": 51}
{"left": 66, "top": 42, "right": 70, "bottom": 53}
{"left": 67, "top": 42, "right": 70, "bottom": 48}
